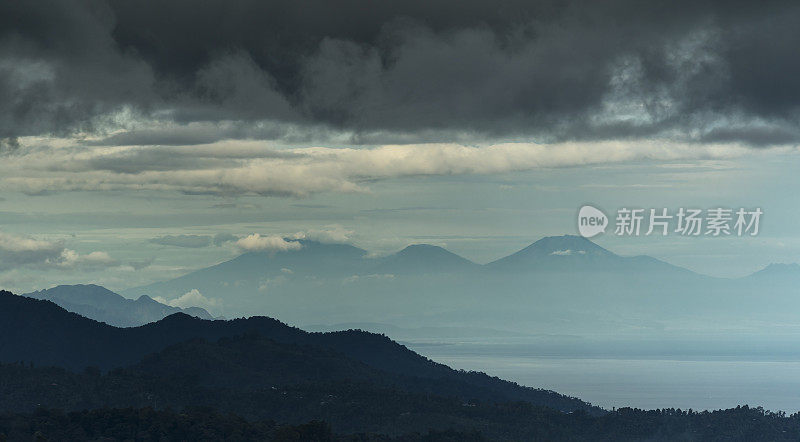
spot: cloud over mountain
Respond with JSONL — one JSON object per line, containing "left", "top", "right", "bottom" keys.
{"left": 235, "top": 234, "right": 303, "bottom": 252}
{"left": 293, "top": 227, "right": 354, "bottom": 244}
{"left": 153, "top": 288, "right": 221, "bottom": 312}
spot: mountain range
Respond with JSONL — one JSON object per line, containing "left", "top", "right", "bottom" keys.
{"left": 24, "top": 284, "right": 213, "bottom": 327}
{"left": 25, "top": 235, "right": 800, "bottom": 339}
{"left": 115, "top": 234, "right": 800, "bottom": 338}
{"left": 126, "top": 235, "right": 692, "bottom": 296}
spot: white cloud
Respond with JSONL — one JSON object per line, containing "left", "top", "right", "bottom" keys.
{"left": 0, "top": 232, "right": 62, "bottom": 254}
{"left": 55, "top": 250, "right": 119, "bottom": 269}
{"left": 292, "top": 226, "right": 354, "bottom": 244}
{"left": 0, "top": 138, "right": 774, "bottom": 197}
{"left": 343, "top": 273, "right": 395, "bottom": 283}
{"left": 258, "top": 276, "right": 287, "bottom": 292}
{"left": 0, "top": 232, "right": 62, "bottom": 270}
{"left": 154, "top": 288, "right": 221, "bottom": 312}
{"left": 235, "top": 234, "right": 303, "bottom": 252}
{"left": 0, "top": 231, "right": 118, "bottom": 271}
{"left": 550, "top": 249, "right": 587, "bottom": 256}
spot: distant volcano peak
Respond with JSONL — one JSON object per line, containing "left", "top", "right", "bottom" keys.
{"left": 374, "top": 243, "right": 476, "bottom": 274}
{"left": 518, "top": 235, "right": 613, "bottom": 257}
{"left": 486, "top": 235, "right": 620, "bottom": 271}
{"left": 398, "top": 244, "right": 457, "bottom": 256}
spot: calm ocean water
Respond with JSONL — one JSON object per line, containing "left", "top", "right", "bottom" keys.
{"left": 407, "top": 341, "right": 800, "bottom": 413}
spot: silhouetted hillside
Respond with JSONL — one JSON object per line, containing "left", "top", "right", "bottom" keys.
{"left": 0, "top": 369, "right": 796, "bottom": 441}
{"left": 0, "top": 290, "right": 593, "bottom": 413}
{"left": 2, "top": 291, "right": 798, "bottom": 440}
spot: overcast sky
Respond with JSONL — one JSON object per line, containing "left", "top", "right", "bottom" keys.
{"left": 2, "top": 0, "right": 800, "bottom": 292}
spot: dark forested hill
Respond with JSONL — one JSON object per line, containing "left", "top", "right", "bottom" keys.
{"left": 0, "top": 366, "right": 796, "bottom": 442}
{"left": 0, "top": 290, "right": 592, "bottom": 413}
{"left": 1, "top": 290, "right": 798, "bottom": 440}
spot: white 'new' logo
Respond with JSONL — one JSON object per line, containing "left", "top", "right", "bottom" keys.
{"left": 578, "top": 205, "right": 607, "bottom": 238}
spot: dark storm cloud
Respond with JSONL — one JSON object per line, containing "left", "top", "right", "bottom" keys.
{"left": 0, "top": 137, "right": 20, "bottom": 154}
{"left": 45, "top": 144, "right": 305, "bottom": 174}
{"left": 0, "top": 0, "right": 156, "bottom": 137}
{"left": 700, "top": 125, "right": 800, "bottom": 147}
{"left": 85, "top": 121, "right": 346, "bottom": 146}
{"left": 2, "top": 0, "right": 800, "bottom": 145}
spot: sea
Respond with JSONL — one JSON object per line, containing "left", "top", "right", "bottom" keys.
{"left": 406, "top": 339, "right": 800, "bottom": 413}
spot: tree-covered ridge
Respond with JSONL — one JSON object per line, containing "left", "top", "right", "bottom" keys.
{"left": 1, "top": 336, "right": 799, "bottom": 441}
{"left": 0, "top": 332, "right": 595, "bottom": 439}
{"left": 0, "top": 402, "right": 797, "bottom": 441}
{"left": 0, "top": 407, "right": 485, "bottom": 441}
{"left": 2, "top": 290, "right": 798, "bottom": 440}
{"left": 0, "top": 290, "right": 593, "bottom": 413}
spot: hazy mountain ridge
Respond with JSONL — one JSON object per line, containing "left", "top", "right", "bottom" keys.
{"left": 486, "top": 235, "right": 696, "bottom": 275}
{"left": 122, "top": 239, "right": 482, "bottom": 300}
{"left": 127, "top": 235, "right": 699, "bottom": 297}
{"left": 118, "top": 235, "right": 788, "bottom": 336}
{"left": 305, "top": 322, "right": 528, "bottom": 339}
{"left": 748, "top": 262, "right": 800, "bottom": 278}
{"left": 371, "top": 244, "right": 480, "bottom": 275}
{"left": 24, "top": 284, "right": 214, "bottom": 327}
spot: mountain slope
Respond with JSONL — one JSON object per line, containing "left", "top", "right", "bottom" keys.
{"left": 24, "top": 284, "right": 213, "bottom": 327}
{"left": 748, "top": 263, "right": 800, "bottom": 279}
{"left": 123, "top": 240, "right": 371, "bottom": 301}
{"left": 487, "top": 235, "right": 695, "bottom": 275}
{"left": 372, "top": 244, "right": 478, "bottom": 274}
{"left": 0, "top": 290, "right": 593, "bottom": 412}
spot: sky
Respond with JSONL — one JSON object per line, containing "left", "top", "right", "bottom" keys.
{"left": 2, "top": 0, "right": 800, "bottom": 293}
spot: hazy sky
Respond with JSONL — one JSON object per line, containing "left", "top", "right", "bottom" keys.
{"left": 2, "top": 0, "right": 800, "bottom": 292}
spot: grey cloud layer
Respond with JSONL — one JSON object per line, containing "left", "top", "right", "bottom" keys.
{"left": 150, "top": 235, "right": 212, "bottom": 248}
{"left": 0, "top": 140, "right": 763, "bottom": 197}
{"left": 2, "top": 0, "right": 800, "bottom": 146}
{"left": 150, "top": 233, "right": 240, "bottom": 248}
